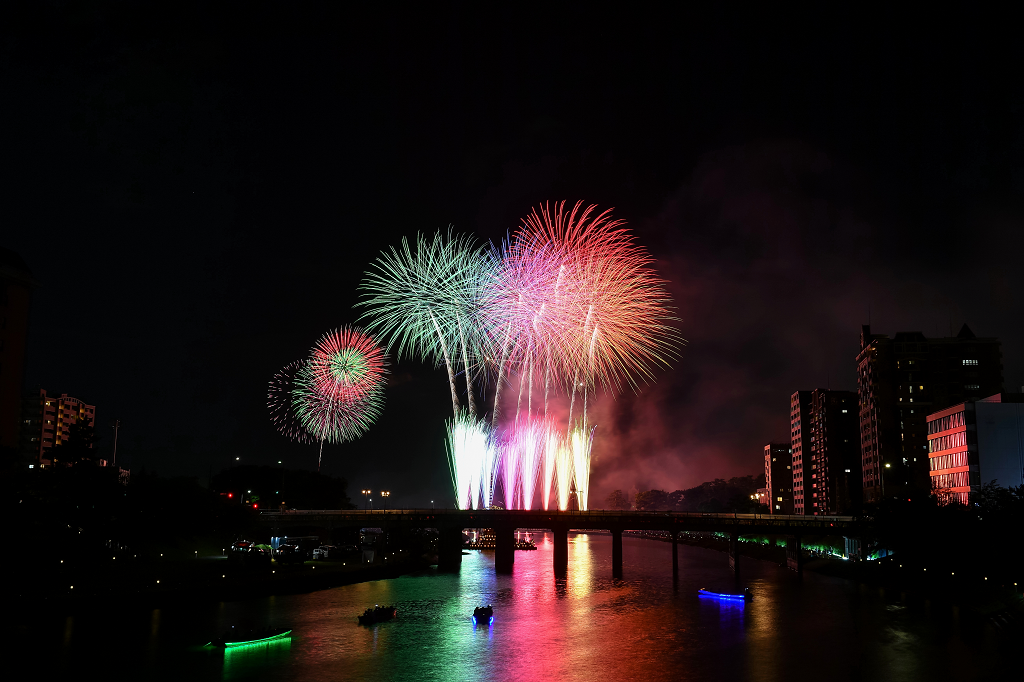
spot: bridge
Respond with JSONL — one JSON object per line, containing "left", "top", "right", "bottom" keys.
{"left": 259, "top": 509, "right": 862, "bottom": 578}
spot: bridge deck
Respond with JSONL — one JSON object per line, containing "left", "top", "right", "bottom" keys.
{"left": 258, "top": 509, "right": 859, "bottom": 534}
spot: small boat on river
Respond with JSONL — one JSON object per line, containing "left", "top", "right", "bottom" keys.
{"left": 358, "top": 604, "right": 397, "bottom": 625}
{"left": 208, "top": 626, "right": 292, "bottom": 648}
{"left": 473, "top": 605, "right": 494, "bottom": 624}
{"left": 698, "top": 588, "right": 752, "bottom": 601}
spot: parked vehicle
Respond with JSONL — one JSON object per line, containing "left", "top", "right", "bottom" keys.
{"left": 275, "top": 543, "right": 303, "bottom": 563}
{"left": 313, "top": 545, "right": 337, "bottom": 560}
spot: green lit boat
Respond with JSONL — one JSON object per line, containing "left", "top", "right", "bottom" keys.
{"left": 208, "top": 627, "right": 292, "bottom": 648}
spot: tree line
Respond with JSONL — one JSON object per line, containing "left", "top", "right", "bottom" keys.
{"left": 604, "top": 474, "right": 768, "bottom": 513}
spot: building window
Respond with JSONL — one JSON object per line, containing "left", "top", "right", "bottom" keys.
{"left": 962, "top": 359, "right": 978, "bottom": 366}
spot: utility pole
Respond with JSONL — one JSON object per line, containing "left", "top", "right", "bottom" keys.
{"left": 111, "top": 419, "right": 121, "bottom": 467}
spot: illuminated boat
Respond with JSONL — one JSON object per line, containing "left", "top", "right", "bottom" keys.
{"left": 698, "top": 588, "right": 752, "bottom": 601}
{"left": 208, "top": 627, "right": 292, "bottom": 648}
{"left": 357, "top": 605, "right": 397, "bottom": 625}
{"left": 472, "top": 605, "right": 494, "bottom": 625}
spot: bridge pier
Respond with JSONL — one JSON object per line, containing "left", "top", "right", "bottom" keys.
{"left": 786, "top": 535, "right": 803, "bottom": 574}
{"left": 495, "top": 526, "right": 515, "bottom": 574}
{"left": 553, "top": 526, "right": 568, "bottom": 577}
{"left": 437, "top": 526, "right": 463, "bottom": 571}
{"left": 611, "top": 528, "right": 623, "bottom": 579}
{"left": 671, "top": 531, "right": 679, "bottom": 581}
{"left": 728, "top": 532, "right": 740, "bottom": 578}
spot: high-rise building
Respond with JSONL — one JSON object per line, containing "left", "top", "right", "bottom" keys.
{"left": 926, "top": 393, "right": 1024, "bottom": 505}
{"left": 764, "top": 442, "right": 794, "bottom": 514}
{"left": 0, "top": 248, "right": 33, "bottom": 457}
{"left": 791, "top": 390, "right": 859, "bottom": 515}
{"left": 857, "top": 324, "right": 1003, "bottom": 503}
{"left": 21, "top": 389, "right": 96, "bottom": 466}
{"left": 790, "top": 391, "right": 811, "bottom": 514}
{"left": 807, "top": 389, "right": 860, "bottom": 514}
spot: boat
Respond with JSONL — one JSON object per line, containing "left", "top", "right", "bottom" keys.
{"left": 357, "top": 604, "right": 398, "bottom": 625}
{"left": 208, "top": 626, "right": 292, "bottom": 648}
{"left": 472, "top": 605, "right": 494, "bottom": 625}
{"left": 698, "top": 588, "right": 752, "bottom": 601}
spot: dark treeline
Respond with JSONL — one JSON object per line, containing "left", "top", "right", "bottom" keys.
{"left": 9, "top": 464, "right": 354, "bottom": 566}
{"left": 605, "top": 474, "right": 768, "bottom": 513}
{"left": 868, "top": 482, "right": 1024, "bottom": 586}
{"left": 211, "top": 465, "right": 356, "bottom": 511}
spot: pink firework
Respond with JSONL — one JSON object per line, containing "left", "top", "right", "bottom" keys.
{"left": 511, "top": 200, "right": 678, "bottom": 393}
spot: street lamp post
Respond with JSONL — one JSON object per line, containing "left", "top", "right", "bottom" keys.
{"left": 381, "top": 490, "right": 390, "bottom": 512}
{"left": 361, "top": 489, "right": 371, "bottom": 510}
{"left": 111, "top": 419, "right": 121, "bottom": 467}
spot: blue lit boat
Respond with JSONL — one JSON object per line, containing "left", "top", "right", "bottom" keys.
{"left": 472, "top": 605, "right": 494, "bottom": 625}
{"left": 208, "top": 627, "right": 292, "bottom": 648}
{"left": 698, "top": 588, "right": 752, "bottom": 601}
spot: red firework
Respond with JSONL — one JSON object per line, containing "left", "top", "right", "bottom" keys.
{"left": 308, "top": 326, "right": 388, "bottom": 403}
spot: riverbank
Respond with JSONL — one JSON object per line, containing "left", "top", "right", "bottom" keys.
{"left": 12, "top": 553, "right": 434, "bottom": 614}
{"left": 608, "top": 529, "right": 1024, "bottom": 625}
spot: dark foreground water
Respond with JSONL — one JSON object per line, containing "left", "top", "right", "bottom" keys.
{"left": 14, "top": 533, "right": 1016, "bottom": 681}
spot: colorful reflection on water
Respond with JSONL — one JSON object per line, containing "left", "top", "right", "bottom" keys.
{"left": 19, "top": 533, "right": 1018, "bottom": 681}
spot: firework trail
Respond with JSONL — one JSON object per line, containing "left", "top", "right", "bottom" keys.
{"left": 569, "top": 423, "right": 595, "bottom": 511}
{"left": 359, "top": 230, "right": 490, "bottom": 418}
{"left": 446, "top": 412, "right": 493, "bottom": 509}
{"left": 542, "top": 425, "right": 559, "bottom": 510}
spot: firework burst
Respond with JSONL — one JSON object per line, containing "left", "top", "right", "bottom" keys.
{"left": 309, "top": 326, "right": 388, "bottom": 403}
{"left": 267, "top": 327, "right": 389, "bottom": 470}
{"left": 359, "top": 201, "right": 681, "bottom": 508}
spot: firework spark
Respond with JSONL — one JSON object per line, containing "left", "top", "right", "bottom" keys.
{"left": 268, "top": 360, "right": 317, "bottom": 445}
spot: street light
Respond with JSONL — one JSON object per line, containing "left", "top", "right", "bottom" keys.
{"left": 381, "top": 490, "right": 391, "bottom": 512}
{"left": 361, "top": 489, "right": 371, "bottom": 510}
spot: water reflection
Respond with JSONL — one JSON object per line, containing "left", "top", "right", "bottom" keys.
{"left": 222, "top": 638, "right": 292, "bottom": 681}
{"left": 17, "top": 532, "right": 1018, "bottom": 681}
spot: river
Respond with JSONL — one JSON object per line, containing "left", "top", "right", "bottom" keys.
{"left": 18, "top": 532, "right": 1015, "bottom": 681}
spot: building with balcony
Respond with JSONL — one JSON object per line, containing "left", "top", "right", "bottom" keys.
{"left": 926, "top": 393, "right": 1024, "bottom": 504}
{"left": 21, "top": 388, "right": 96, "bottom": 466}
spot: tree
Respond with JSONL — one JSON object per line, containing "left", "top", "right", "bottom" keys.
{"left": 635, "top": 489, "right": 669, "bottom": 511}
{"left": 605, "top": 489, "right": 630, "bottom": 510}
{"left": 211, "top": 465, "right": 356, "bottom": 510}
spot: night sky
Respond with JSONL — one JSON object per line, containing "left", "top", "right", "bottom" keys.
{"left": 4, "top": 5, "right": 1022, "bottom": 507}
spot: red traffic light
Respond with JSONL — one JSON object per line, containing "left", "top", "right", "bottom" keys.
{"left": 228, "top": 493, "right": 233, "bottom": 498}
{"left": 253, "top": 503, "right": 258, "bottom": 509}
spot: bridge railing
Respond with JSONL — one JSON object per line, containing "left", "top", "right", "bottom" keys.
{"left": 259, "top": 508, "right": 857, "bottom": 523}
